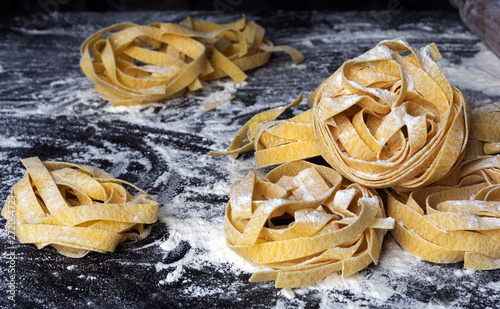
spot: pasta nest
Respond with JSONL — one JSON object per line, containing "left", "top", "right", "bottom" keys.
{"left": 311, "top": 38, "right": 470, "bottom": 191}
{"left": 80, "top": 15, "right": 303, "bottom": 106}
{"left": 224, "top": 160, "right": 394, "bottom": 288}
{"left": 387, "top": 152, "right": 500, "bottom": 270}
{"left": 1, "top": 157, "right": 158, "bottom": 258}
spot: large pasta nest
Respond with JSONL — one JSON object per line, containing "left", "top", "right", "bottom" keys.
{"left": 311, "top": 38, "right": 470, "bottom": 191}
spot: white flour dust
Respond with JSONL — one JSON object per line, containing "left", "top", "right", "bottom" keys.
{"left": 440, "top": 43, "right": 500, "bottom": 98}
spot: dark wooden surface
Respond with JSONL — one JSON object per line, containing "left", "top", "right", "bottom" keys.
{"left": 1, "top": 11, "right": 499, "bottom": 309}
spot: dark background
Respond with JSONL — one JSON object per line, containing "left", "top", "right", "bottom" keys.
{"left": 1, "top": 0, "right": 456, "bottom": 12}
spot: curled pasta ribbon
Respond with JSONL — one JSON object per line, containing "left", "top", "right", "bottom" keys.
{"left": 311, "top": 37, "right": 470, "bottom": 191}
{"left": 80, "top": 15, "right": 304, "bottom": 106}
{"left": 225, "top": 160, "right": 394, "bottom": 288}
{"left": 470, "top": 102, "right": 500, "bottom": 155}
{"left": 387, "top": 153, "right": 500, "bottom": 270}
{"left": 208, "top": 94, "right": 321, "bottom": 167}
{"left": 1, "top": 157, "right": 158, "bottom": 258}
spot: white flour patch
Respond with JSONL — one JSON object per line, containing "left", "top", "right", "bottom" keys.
{"left": 157, "top": 209, "right": 266, "bottom": 275}
{"left": 441, "top": 43, "right": 500, "bottom": 98}
{"left": 0, "top": 136, "right": 28, "bottom": 148}
{"left": 50, "top": 78, "right": 79, "bottom": 87}
{"left": 159, "top": 265, "right": 184, "bottom": 285}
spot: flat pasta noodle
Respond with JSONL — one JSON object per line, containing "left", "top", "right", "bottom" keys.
{"left": 80, "top": 15, "right": 304, "bottom": 106}
{"left": 311, "top": 37, "right": 470, "bottom": 191}
{"left": 224, "top": 160, "right": 393, "bottom": 288}
{"left": 207, "top": 38, "right": 500, "bottom": 288}
{"left": 386, "top": 154, "right": 500, "bottom": 270}
{"left": 470, "top": 102, "right": 500, "bottom": 155}
{"left": 200, "top": 94, "right": 235, "bottom": 111}
{"left": 1, "top": 157, "right": 159, "bottom": 258}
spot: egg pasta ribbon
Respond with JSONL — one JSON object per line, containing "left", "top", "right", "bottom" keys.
{"left": 208, "top": 94, "right": 321, "bottom": 166}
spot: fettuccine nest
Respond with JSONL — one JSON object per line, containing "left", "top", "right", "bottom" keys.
{"left": 80, "top": 15, "right": 303, "bottom": 106}
{"left": 311, "top": 38, "right": 470, "bottom": 191}
{"left": 1, "top": 157, "right": 158, "bottom": 258}
{"left": 225, "top": 160, "right": 394, "bottom": 288}
{"left": 387, "top": 150, "right": 500, "bottom": 270}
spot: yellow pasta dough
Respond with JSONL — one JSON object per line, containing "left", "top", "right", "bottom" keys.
{"left": 1, "top": 157, "right": 159, "bottom": 258}
{"left": 80, "top": 15, "right": 303, "bottom": 106}
{"left": 224, "top": 160, "right": 394, "bottom": 288}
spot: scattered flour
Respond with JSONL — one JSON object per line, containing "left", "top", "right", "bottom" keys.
{"left": 440, "top": 43, "right": 500, "bottom": 98}
{"left": 159, "top": 265, "right": 184, "bottom": 285}
{"left": 0, "top": 136, "right": 28, "bottom": 148}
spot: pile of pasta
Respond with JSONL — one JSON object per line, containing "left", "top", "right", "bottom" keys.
{"left": 1, "top": 157, "right": 158, "bottom": 258}
{"left": 225, "top": 160, "right": 394, "bottom": 288}
{"left": 80, "top": 15, "right": 303, "bottom": 106}
{"left": 214, "top": 37, "right": 500, "bottom": 287}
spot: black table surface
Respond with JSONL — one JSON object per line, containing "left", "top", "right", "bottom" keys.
{"left": 1, "top": 10, "right": 500, "bottom": 309}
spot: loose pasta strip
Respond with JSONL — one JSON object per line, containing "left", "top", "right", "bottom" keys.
{"left": 208, "top": 94, "right": 321, "bottom": 166}
{"left": 1, "top": 157, "right": 159, "bottom": 258}
{"left": 386, "top": 103, "right": 500, "bottom": 268}
{"left": 224, "top": 160, "right": 393, "bottom": 288}
{"left": 80, "top": 15, "right": 303, "bottom": 106}
{"left": 470, "top": 102, "right": 500, "bottom": 155}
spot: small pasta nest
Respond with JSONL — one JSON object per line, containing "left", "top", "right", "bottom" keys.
{"left": 224, "top": 160, "right": 394, "bottom": 288}
{"left": 1, "top": 157, "right": 158, "bottom": 258}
